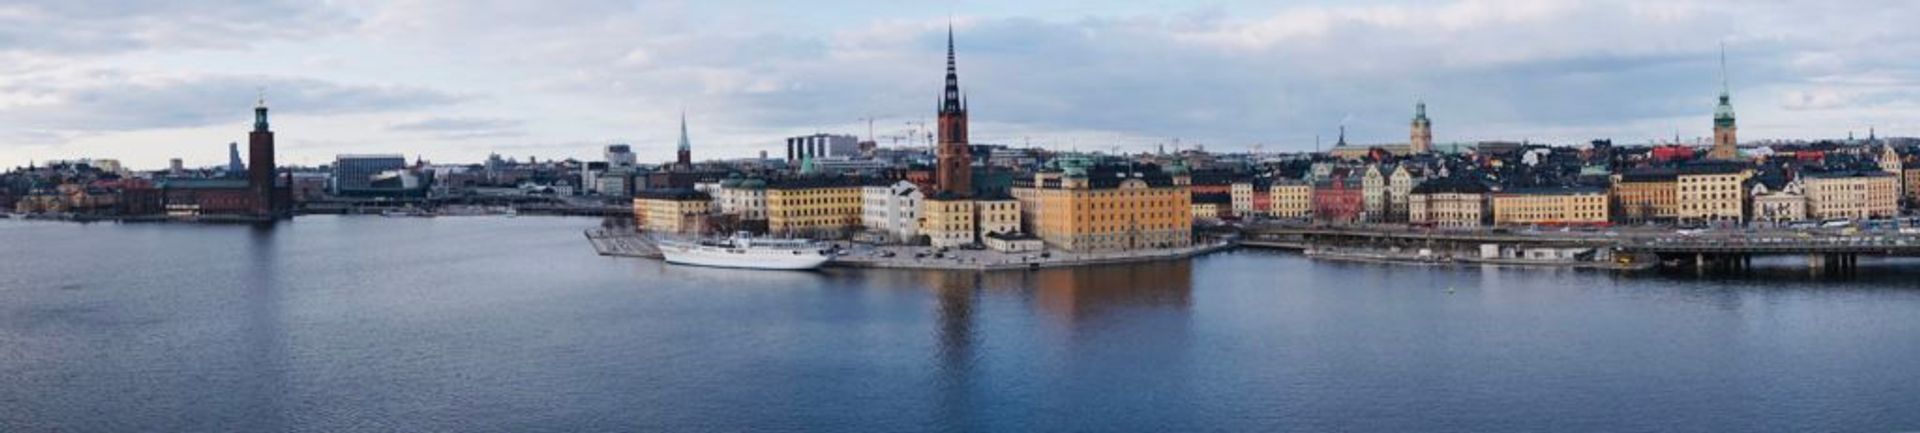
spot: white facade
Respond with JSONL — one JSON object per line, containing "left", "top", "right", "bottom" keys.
{"left": 861, "top": 181, "right": 923, "bottom": 243}
{"left": 786, "top": 134, "right": 862, "bottom": 163}
{"left": 715, "top": 182, "right": 769, "bottom": 221}
{"left": 605, "top": 144, "right": 636, "bottom": 167}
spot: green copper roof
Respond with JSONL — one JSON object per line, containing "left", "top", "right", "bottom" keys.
{"left": 1714, "top": 93, "right": 1735, "bottom": 127}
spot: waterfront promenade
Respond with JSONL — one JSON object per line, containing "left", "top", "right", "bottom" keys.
{"left": 584, "top": 228, "right": 1234, "bottom": 271}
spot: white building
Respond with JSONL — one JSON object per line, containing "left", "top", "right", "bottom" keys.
{"left": 861, "top": 180, "right": 923, "bottom": 243}
{"left": 786, "top": 134, "right": 861, "bottom": 163}
{"left": 605, "top": 144, "right": 636, "bottom": 167}
{"left": 714, "top": 178, "right": 769, "bottom": 221}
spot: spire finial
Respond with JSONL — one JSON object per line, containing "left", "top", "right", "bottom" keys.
{"left": 256, "top": 87, "right": 266, "bottom": 108}
{"left": 1719, "top": 41, "right": 1729, "bottom": 96}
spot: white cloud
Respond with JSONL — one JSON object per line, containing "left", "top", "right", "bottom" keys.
{"left": 7, "top": 0, "right": 1920, "bottom": 169}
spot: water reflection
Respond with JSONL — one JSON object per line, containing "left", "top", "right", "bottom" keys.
{"left": 1027, "top": 261, "right": 1194, "bottom": 325}
{"left": 241, "top": 225, "right": 289, "bottom": 432}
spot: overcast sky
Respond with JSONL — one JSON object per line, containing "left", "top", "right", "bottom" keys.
{"left": 3, "top": 0, "right": 1917, "bottom": 170}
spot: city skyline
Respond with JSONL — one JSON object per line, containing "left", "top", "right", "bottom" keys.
{"left": 4, "top": 0, "right": 1919, "bottom": 170}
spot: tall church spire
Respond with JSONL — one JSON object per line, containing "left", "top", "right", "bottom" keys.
{"left": 940, "top": 22, "right": 963, "bottom": 115}
{"left": 677, "top": 111, "right": 691, "bottom": 151}
{"left": 933, "top": 21, "right": 973, "bottom": 197}
{"left": 1708, "top": 42, "right": 1740, "bottom": 160}
{"left": 675, "top": 111, "right": 693, "bottom": 168}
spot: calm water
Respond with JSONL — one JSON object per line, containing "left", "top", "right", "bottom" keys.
{"left": 2, "top": 216, "right": 1918, "bottom": 432}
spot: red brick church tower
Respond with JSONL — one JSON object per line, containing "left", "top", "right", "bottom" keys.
{"left": 934, "top": 26, "right": 972, "bottom": 198}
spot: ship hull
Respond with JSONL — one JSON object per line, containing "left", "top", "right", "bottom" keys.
{"left": 658, "top": 242, "right": 832, "bottom": 270}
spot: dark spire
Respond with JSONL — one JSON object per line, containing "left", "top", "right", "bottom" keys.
{"left": 940, "top": 22, "right": 963, "bottom": 114}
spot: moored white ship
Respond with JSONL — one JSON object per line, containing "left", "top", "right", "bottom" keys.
{"left": 656, "top": 232, "right": 833, "bottom": 270}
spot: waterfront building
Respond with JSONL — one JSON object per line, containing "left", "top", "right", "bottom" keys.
{"left": 1803, "top": 170, "right": 1899, "bottom": 220}
{"left": 921, "top": 198, "right": 974, "bottom": 247}
{"left": 1610, "top": 168, "right": 1679, "bottom": 224}
{"left": 1388, "top": 164, "right": 1426, "bottom": 222}
{"left": 1010, "top": 159, "right": 1191, "bottom": 252}
{"left": 1229, "top": 181, "right": 1269, "bottom": 218}
{"left": 1269, "top": 179, "right": 1312, "bottom": 219}
{"left": 1676, "top": 163, "right": 1751, "bottom": 224}
{"left": 331, "top": 154, "right": 409, "bottom": 196}
{"left": 860, "top": 180, "right": 923, "bottom": 244}
{"left": 1750, "top": 175, "right": 1807, "bottom": 223}
{"left": 714, "top": 178, "right": 769, "bottom": 221}
{"left": 921, "top": 195, "right": 1021, "bottom": 248}
{"left": 1904, "top": 167, "right": 1920, "bottom": 208}
{"left": 982, "top": 232, "right": 1044, "bottom": 253}
{"left": 1491, "top": 186, "right": 1609, "bottom": 226}
{"left": 909, "top": 28, "right": 1030, "bottom": 248}
{"left": 634, "top": 189, "right": 711, "bottom": 234}
{"left": 1706, "top": 46, "right": 1741, "bottom": 161}
{"left": 765, "top": 177, "right": 869, "bottom": 237}
{"left": 1310, "top": 172, "right": 1363, "bottom": 224}
{"left": 1407, "top": 177, "right": 1489, "bottom": 228}
{"left": 1362, "top": 164, "right": 1392, "bottom": 222}
{"left": 977, "top": 198, "right": 1021, "bottom": 243}
{"left": 1191, "top": 193, "right": 1230, "bottom": 222}
{"left": 159, "top": 98, "right": 291, "bottom": 219}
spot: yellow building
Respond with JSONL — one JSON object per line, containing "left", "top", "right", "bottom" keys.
{"left": 1804, "top": 171, "right": 1899, "bottom": 220}
{"left": 1387, "top": 165, "right": 1425, "bottom": 222}
{"left": 765, "top": 178, "right": 868, "bottom": 237}
{"left": 633, "top": 189, "right": 711, "bottom": 234}
{"left": 1269, "top": 181, "right": 1312, "bottom": 218}
{"left": 1676, "top": 163, "right": 1751, "bottom": 223}
{"left": 1610, "top": 168, "right": 1679, "bottom": 223}
{"left": 1491, "top": 187, "right": 1609, "bottom": 226}
{"left": 921, "top": 198, "right": 975, "bottom": 247}
{"left": 1903, "top": 167, "right": 1920, "bottom": 208}
{"left": 1012, "top": 161, "right": 1192, "bottom": 252}
{"left": 1407, "top": 177, "right": 1489, "bottom": 228}
{"left": 920, "top": 196, "right": 1022, "bottom": 248}
{"left": 978, "top": 198, "right": 1021, "bottom": 239}
{"left": 1190, "top": 202, "right": 1227, "bottom": 222}
{"left": 1229, "top": 182, "right": 1260, "bottom": 218}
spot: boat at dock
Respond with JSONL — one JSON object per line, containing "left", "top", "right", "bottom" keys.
{"left": 656, "top": 232, "right": 833, "bottom": 270}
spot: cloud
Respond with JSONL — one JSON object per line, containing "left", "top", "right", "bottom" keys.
{"left": 0, "top": 0, "right": 352, "bottom": 55}
{"left": 0, "top": 70, "right": 465, "bottom": 139}
{"left": 389, "top": 116, "right": 522, "bottom": 131}
{"left": 388, "top": 116, "right": 526, "bottom": 139}
{"left": 12, "top": 0, "right": 1920, "bottom": 169}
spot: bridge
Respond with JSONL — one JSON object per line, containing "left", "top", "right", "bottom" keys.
{"left": 1240, "top": 224, "right": 1920, "bottom": 273}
